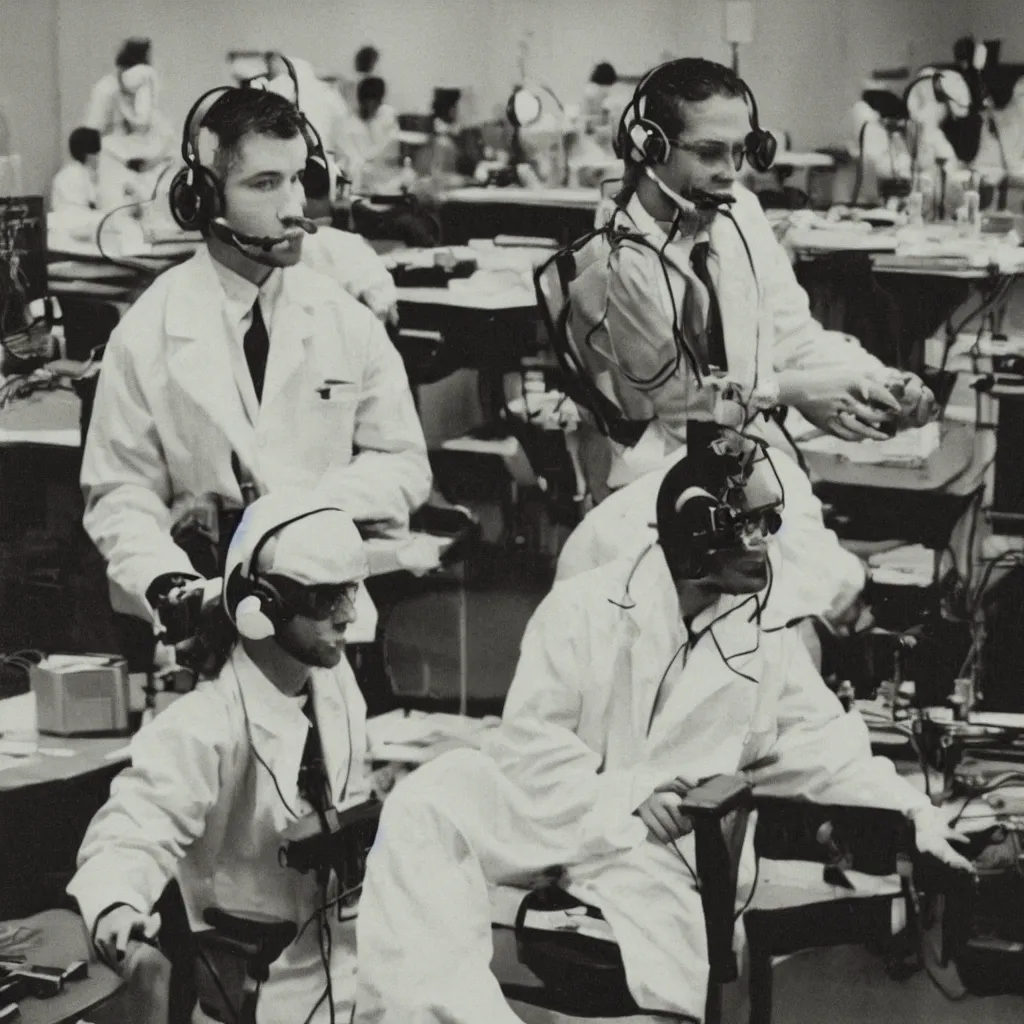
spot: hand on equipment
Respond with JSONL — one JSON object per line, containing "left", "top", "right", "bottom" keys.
{"left": 146, "top": 571, "right": 204, "bottom": 643}
{"left": 790, "top": 367, "right": 902, "bottom": 441}
{"left": 886, "top": 370, "right": 936, "bottom": 428}
{"left": 93, "top": 905, "right": 162, "bottom": 968}
{"left": 637, "top": 777, "right": 695, "bottom": 843}
{"left": 910, "top": 806, "right": 976, "bottom": 874}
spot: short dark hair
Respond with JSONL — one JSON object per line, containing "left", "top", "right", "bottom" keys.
{"left": 590, "top": 62, "right": 618, "bottom": 87}
{"left": 355, "top": 45, "right": 380, "bottom": 75}
{"left": 69, "top": 127, "right": 101, "bottom": 162}
{"left": 358, "top": 76, "right": 386, "bottom": 105}
{"left": 116, "top": 37, "right": 151, "bottom": 70}
{"left": 638, "top": 58, "right": 747, "bottom": 145}
{"left": 201, "top": 88, "right": 306, "bottom": 179}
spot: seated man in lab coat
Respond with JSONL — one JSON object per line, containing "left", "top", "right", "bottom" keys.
{"left": 81, "top": 86, "right": 430, "bottom": 663}
{"left": 51, "top": 127, "right": 102, "bottom": 213}
{"left": 354, "top": 444, "right": 970, "bottom": 1024}
{"left": 339, "top": 76, "right": 400, "bottom": 192}
{"left": 69, "top": 493, "right": 373, "bottom": 1024}
{"left": 556, "top": 439, "right": 866, "bottom": 638}
{"left": 568, "top": 58, "right": 935, "bottom": 494}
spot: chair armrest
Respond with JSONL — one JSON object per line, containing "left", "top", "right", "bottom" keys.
{"left": 410, "top": 503, "right": 481, "bottom": 567}
{"left": 677, "top": 775, "right": 755, "bottom": 984}
{"left": 200, "top": 909, "right": 297, "bottom": 983}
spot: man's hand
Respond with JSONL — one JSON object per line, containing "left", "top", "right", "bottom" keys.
{"left": 911, "top": 807, "right": 975, "bottom": 874}
{"left": 637, "top": 778, "right": 694, "bottom": 844}
{"left": 784, "top": 368, "right": 902, "bottom": 441}
{"left": 93, "top": 905, "right": 162, "bottom": 968}
{"left": 146, "top": 572, "right": 203, "bottom": 644}
{"left": 889, "top": 371, "right": 936, "bottom": 428}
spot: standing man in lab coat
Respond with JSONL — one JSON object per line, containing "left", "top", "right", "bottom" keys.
{"left": 69, "top": 493, "right": 373, "bottom": 1024}
{"left": 568, "top": 58, "right": 935, "bottom": 492}
{"left": 81, "top": 86, "right": 430, "bottom": 666}
{"left": 355, "top": 445, "right": 970, "bottom": 1024}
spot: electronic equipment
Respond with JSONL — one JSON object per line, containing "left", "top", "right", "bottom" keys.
{"left": 933, "top": 821, "right": 1024, "bottom": 996}
{"left": 28, "top": 654, "right": 129, "bottom": 736}
{"left": 279, "top": 797, "right": 380, "bottom": 899}
{"left": 0, "top": 197, "right": 48, "bottom": 367}
{"left": 677, "top": 773, "right": 751, "bottom": 815}
{"left": 986, "top": 375, "right": 1024, "bottom": 534}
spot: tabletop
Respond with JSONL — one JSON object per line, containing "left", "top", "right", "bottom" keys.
{"left": 0, "top": 910, "right": 122, "bottom": 1024}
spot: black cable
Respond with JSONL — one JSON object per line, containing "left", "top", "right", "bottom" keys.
{"left": 670, "top": 839, "right": 700, "bottom": 891}
{"left": 318, "top": 910, "right": 336, "bottom": 1024}
{"left": 733, "top": 853, "right": 761, "bottom": 923}
{"left": 299, "top": 984, "right": 330, "bottom": 1024}
{"left": 95, "top": 197, "right": 168, "bottom": 275}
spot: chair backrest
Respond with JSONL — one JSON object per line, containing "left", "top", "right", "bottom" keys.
{"left": 753, "top": 798, "right": 909, "bottom": 876}
{"left": 533, "top": 250, "right": 648, "bottom": 449}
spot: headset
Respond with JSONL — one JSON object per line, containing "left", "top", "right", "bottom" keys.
{"left": 231, "top": 507, "right": 342, "bottom": 641}
{"left": 169, "top": 52, "right": 332, "bottom": 238}
{"left": 615, "top": 59, "right": 778, "bottom": 183}
{"left": 656, "top": 437, "right": 782, "bottom": 581}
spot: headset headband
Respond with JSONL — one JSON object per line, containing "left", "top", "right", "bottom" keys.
{"left": 243, "top": 507, "right": 342, "bottom": 588}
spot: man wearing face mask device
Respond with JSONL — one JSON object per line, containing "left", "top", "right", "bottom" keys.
{"left": 81, "top": 85, "right": 429, "bottom": 673}
{"left": 68, "top": 493, "right": 373, "bottom": 1024}
{"left": 567, "top": 58, "right": 935, "bottom": 497}
{"left": 354, "top": 437, "right": 970, "bottom": 1024}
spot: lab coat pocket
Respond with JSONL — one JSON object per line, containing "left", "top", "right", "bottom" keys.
{"left": 303, "top": 394, "right": 360, "bottom": 468}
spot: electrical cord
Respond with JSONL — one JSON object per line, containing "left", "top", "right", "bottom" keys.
{"left": 733, "top": 853, "right": 761, "bottom": 923}
{"left": 196, "top": 944, "right": 242, "bottom": 1024}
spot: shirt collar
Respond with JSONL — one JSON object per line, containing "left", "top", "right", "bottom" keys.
{"left": 622, "top": 193, "right": 710, "bottom": 254}
{"left": 209, "top": 253, "right": 284, "bottom": 327}
{"left": 230, "top": 642, "right": 310, "bottom": 727}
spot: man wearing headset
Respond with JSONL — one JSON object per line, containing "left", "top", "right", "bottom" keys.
{"left": 81, "top": 86, "right": 429, "bottom": 665}
{"left": 567, "top": 58, "right": 935, "bottom": 494}
{"left": 355, "top": 436, "right": 970, "bottom": 1024}
{"left": 558, "top": 58, "right": 936, "bottom": 630}
{"left": 69, "top": 492, "right": 371, "bottom": 1024}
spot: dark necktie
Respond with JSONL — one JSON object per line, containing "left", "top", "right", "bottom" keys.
{"left": 243, "top": 299, "right": 270, "bottom": 403}
{"left": 297, "top": 685, "right": 332, "bottom": 815}
{"left": 689, "top": 241, "right": 728, "bottom": 372}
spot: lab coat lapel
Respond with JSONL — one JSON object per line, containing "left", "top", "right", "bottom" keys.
{"left": 261, "top": 271, "right": 316, "bottom": 414}
{"left": 234, "top": 650, "right": 307, "bottom": 813}
{"left": 620, "top": 549, "right": 687, "bottom": 746}
{"left": 310, "top": 672, "right": 355, "bottom": 805}
{"left": 166, "top": 250, "right": 257, "bottom": 469}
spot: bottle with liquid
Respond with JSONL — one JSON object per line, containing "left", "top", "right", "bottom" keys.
{"left": 963, "top": 174, "right": 982, "bottom": 237}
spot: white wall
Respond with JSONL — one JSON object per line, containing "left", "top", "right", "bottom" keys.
{"left": 967, "top": 1, "right": 1024, "bottom": 63}
{"left": 0, "top": 0, "right": 969, "bottom": 198}
{"left": 0, "top": 0, "right": 61, "bottom": 196}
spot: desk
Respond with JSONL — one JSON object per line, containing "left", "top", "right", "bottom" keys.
{"left": 0, "top": 910, "right": 122, "bottom": 1024}
{"left": 0, "top": 694, "right": 130, "bottom": 917}
{"left": 440, "top": 187, "right": 598, "bottom": 246}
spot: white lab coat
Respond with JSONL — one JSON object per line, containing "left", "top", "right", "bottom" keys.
{"left": 68, "top": 644, "right": 370, "bottom": 1024}
{"left": 568, "top": 184, "right": 886, "bottom": 488}
{"left": 81, "top": 246, "right": 430, "bottom": 619}
{"left": 51, "top": 161, "right": 99, "bottom": 212}
{"left": 355, "top": 547, "right": 930, "bottom": 1022}
{"left": 556, "top": 445, "right": 866, "bottom": 624}
{"left": 301, "top": 226, "right": 398, "bottom": 323}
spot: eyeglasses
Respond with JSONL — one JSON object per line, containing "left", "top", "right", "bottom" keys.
{"left": 271, "top": 578, "right": 362, "bottom": 620}
{"left": 669, "top": 140, "right": 746, "bottom": 172}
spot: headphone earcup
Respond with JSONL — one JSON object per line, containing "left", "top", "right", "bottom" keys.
{"left": 303, "top": 154, "right": 331, "bottom": 201}
{"left": 168, "top": 165, "right": 221, "bottom": 231}
{"left": 745, "top": 128, "right": 777, "bottom": 173}
{"left": 235, "top": 594, "right": 276, "bottom": 641}
{"left": 628, "top": 119, "right": 669, "bottom": 165}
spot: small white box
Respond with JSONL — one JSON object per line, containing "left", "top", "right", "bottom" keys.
{"left": 29, "top": 655, "right": 130, "bottom": 736}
